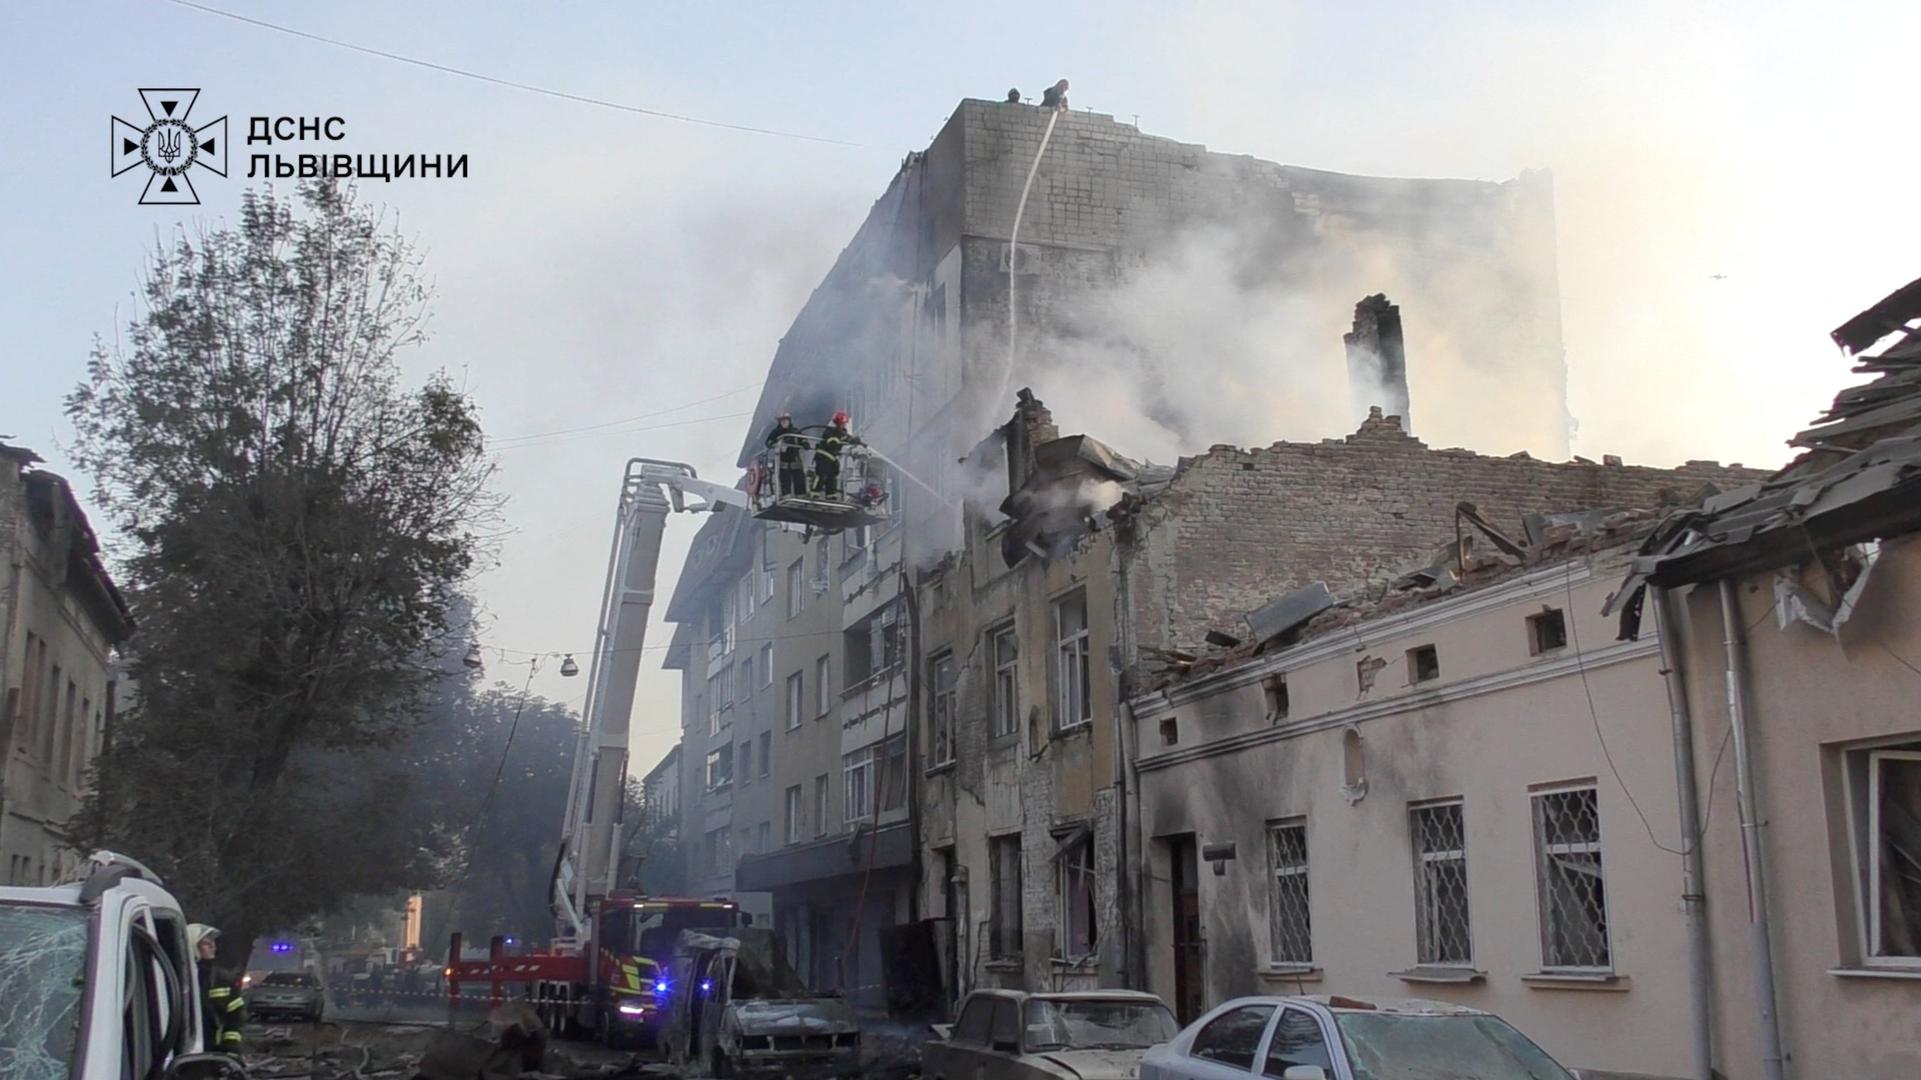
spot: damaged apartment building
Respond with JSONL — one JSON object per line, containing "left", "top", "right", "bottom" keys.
{"left": 663, "top": 95, "right": 1575, "bottom": 1011}
{"left": 915, "top": 390, "right": 1759, "bottom": 1013}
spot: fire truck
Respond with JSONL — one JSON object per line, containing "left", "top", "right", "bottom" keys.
{"left": 447, "top": 452, "right": 884, "bottom": 1045}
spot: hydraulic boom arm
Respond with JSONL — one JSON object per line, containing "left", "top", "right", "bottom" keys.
{"left": 553, "top": 459, "right": 746, "bottom": 943}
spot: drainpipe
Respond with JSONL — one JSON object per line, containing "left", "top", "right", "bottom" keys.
{"left": 1717, "top": 580, "right": 1787, "bottom": 1080}
{"left": 1652, "top": 587, "right": 1713, "bottom": 1080}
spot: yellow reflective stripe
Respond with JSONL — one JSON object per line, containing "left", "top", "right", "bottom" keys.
{"left": 219, "top": 1032, "right": 242, "bottom": 1047}
{"left": 226, "top": 997, "right": 247, "bottom": 1013}
{"left": 208, "top": 987, "right": 232, "bottom": 999}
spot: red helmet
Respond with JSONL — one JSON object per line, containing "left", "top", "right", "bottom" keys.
{"left": 833, "top": 410, "right": 850, "bottom": 425}
{"left": 777, "top": 410, "right": 792, "bottom": 421}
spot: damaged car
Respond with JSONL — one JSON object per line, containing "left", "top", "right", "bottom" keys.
{"left": 659, "top": 928, "right": 862, "bottom": 1079}
{"left": 924, "top": 990, "right": 1178, "bottom": 1080}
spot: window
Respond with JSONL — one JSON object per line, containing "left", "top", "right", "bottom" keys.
{"left": 760, "top": 554, "right": 776, "bottom": 603}
{"left": 1054, "top": 591, "right": 1091, "bottom": 729}
{"left": 787, "top": 559, "right": 805, "bottom": 618}
{"left": 757, "top": 731, "right": 771, "bottom": 778}
{"left": 739, "top": 654, "right": 756, "bottom": 700}
{"left": 704, "top": 745, "right": 734, "bottom": 791}
{"left": 815, "top": 655, "right": 832, "bottom": 717}
{"left": 708, "top": 666, "right": 732, "bottom": 736}
{"left": 953, "top": 997, "right": 995, "bottom": 1045}
{"left": 930, "top": 652, "right": 957, "bottom": 766}
{"left": 988, "top": 997, "right": 1022, "bottom": 1053}
{"left": 42, "top": 663, "right": 61, "bottom": 759}
{"left": 739, "top": 574, "right": 756, "bottom": 622}
{"left": 1190, "top": 1004, "right": 1275, "bottom": 1070}
{"left": 845, "top": 604, "right": 903, "bottom": 687}
{"left": 1056, "top": 832, "right": 1097, "bottom": 959}
{"left": 785, "top": 785, "right": 804, "bottom": 844}
{"left": 1528, "top": 608, "right": 1568, "bottom": 654}
{"left": 1532, "top": 785, "right": 1610, "bottom": 970}
{"left": 813, "top": 774, "right": 830, "bottom": 837}
{"left": 1263, "top": 674, "right": 1289, "bottom": 721}
{"left": 756, "top": 821, "right": 770, "bottom": 854}
{"left": 990, "top": 623, "right": 1019, "bottom": 737}
{"left": 1408, "top": 644, "right": 1439, "bottom": 684}
{"left": 1864, "top": 749, "right": 1921, "bottom": 962}
{"left": 1159, "top": 717, "right": 1179, "bottom": 746}
{"left": 990, "top": 835, "right": 1023, "bottom": 959}
{"left": 1411, "top": 800, "right": 1471, "bottom": 965}
{"left": 1261, "top": 1009, "right": 1334, "bottom": 1079}
{"left": 759, "top": 642, "right": 774, "bottom": 688}
{"left": 739, "top": 739, "right": 753, "bottom": 784}
{"left": 1267, "top": 821, "right": 1312, "bottom": 965}
{"left": 879, "top": 732, "right": 907, "bottom": 812}
{"left": 705, "top": 827, "right": 731, "bottom": 876}
{"left": 785, "top": 672, "right": 804, "bottom": 730}
{"left": 844, "top": 745, "right": 875, "bottom": 822}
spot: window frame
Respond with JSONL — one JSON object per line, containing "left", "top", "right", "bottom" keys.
{"left": 1054, "top": 831, "right": 1098, "bottom": 960}
{"left": 813, "top": 774, "right": 830, "bottom": 837}
{"left": 786, "top": 559, "right": 805, "bottom": 619}
{"left": 990, "top": 622, "right": 1019, "bottom": 738}
{"left": 929, "top": 650, "right": 957, "bottom": 767}
{"left": 844, "top": 745, "right": 875, "bottom": 823}
{"left": 1865, "top": 748, "right": 1921, "bottom": 967}
{"left": 816, "top": 655, "right": 832, "bottom": 717}
{"left": 1260, "top": 1006, "right": 1335, "bottom": 1080}
{"left": 704, "top": 745, "right": 734, "bottom": 792}
{"left": 757, "top": 730, "right": 771, "bottom": 778}
{"left": 785, "top": 671, "right": 804, "bottom": 731}
{"left": 759, "top": 642, "right": 775, "bottom": 688}
{"left": 1189, "top": 1003, "right": 1276, "bottom": 1071}
{"left": 989, "top": 834, "right": 1023, "bottom": 960}
{"left": 1409, "top": 798, "right": 1473, "bottom": 967}
{"left": 1053, "top": 591, "right": 1092, "bottom": 731}
{"left": 1531, "top": 783, "right": 1613, "bottom": 972}
{"left": 1266, "top": 819, "right": 1312, "bottom": 966}
{"left": 784, "top": 785, "right": 804, "bottom": 845}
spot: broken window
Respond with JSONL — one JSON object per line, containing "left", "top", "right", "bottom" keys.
{"left": 1267, "top": 820, "right": 1312, "bottom": 965}
{"left": 1160, "top": 717, "right": 1179, "bottom": 746}
{"left": 844, "top": 744, "right": 877, "bottom": 822}
{"left": 1532, "top": 785, "right": 1610, "bottom": 970}
{"left": 930, "top": 652, "right": 957, "bottom": 766}
{"left": 1408, "top": 645, "right": 1439, "bottom": 684}
{"left": 1055, "top": 591, "right": 1092, "bottom": 730}
{"left": 1055, "top": 831, "right": 1098, "bottom": 960}
{"left": 1263, "top": 674, "right": 1289, "bottom": 721}
{"left": 990, "top": 835, "right": 1023, "bottom": 960}
{"left": 1410, "top": 800, "right": 1471, "bottom": 966}
{"left": 1528, "top": 609, "right": 1568, "bottom": 654}
{"left": 991, "top": 622, "right": 1020, "bottom": 738}
{"left": 785, "top": 785, "right": 803, "bottom": 844}
{"left": 1864, "top": 747, "right": 1921, "bottom": 963}
{"left": 705, "top": 745, "right": 734, "bottom": 791}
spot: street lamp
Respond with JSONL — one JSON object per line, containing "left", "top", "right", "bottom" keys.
{"left": 462, "top": 643, "right": 484, "bottom": 671}
{"left": 559, "top": 654, "right": 580, "bottom": 678}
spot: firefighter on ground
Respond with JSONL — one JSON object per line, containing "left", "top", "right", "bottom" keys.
{"left": 190, "top": 924, "right": 248, "bottom": 1054}
{"left": 764, "top": 410, "right": 806, "bottom": 497}
{"left": 811, "top": 410, "right": 860, "bottom": 499}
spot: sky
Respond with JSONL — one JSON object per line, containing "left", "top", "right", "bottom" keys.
{"left": 3, "top": 1, "right": 1917, "bottom": 768}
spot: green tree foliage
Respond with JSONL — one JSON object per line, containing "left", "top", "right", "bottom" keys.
{"left": 63, "top": 182, "right": 499, "bottom": 956}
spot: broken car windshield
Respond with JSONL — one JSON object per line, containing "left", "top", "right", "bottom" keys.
{"left": 1335, "top": 1014, "right": 1575, "bottom": 1080}
{"left": 1024, "top": 999, "right": 1179, "bottom": 1051}
{"left": 0, "top": 904, "right": 89, "bottom": 1080}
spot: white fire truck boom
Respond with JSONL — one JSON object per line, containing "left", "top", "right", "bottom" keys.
{"left": 553, "top": 459, "right": 746, "bottom": 943}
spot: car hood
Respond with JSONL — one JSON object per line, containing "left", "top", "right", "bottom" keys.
{"left": 1036, "top": 1047, "right": 1150, "bottom": 1080}
{"left": 728, "top": 998, "right": 860, "bottom": 1035}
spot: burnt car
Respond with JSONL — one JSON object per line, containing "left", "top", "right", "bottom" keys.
{"left": 249, "top": 971, "right": 324, "bottom": 1022}
{"left": 660, "top": 928, "right": 861, "bottom": 1080}
{"left": 924, "top": 990, "right": 1178, "bottom": 1080}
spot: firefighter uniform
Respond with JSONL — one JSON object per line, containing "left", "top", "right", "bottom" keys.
{"left": 812, "top": 413, "right": 857, "bottom": 498}
{"left": 764, "top": 415, "right": 806, "bottom": 497}
{"left": 189, "top": 923, "right": 247, "bottom": 1054}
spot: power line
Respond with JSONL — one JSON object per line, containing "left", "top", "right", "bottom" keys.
{"left": 491, "top": 410, "right": 756, "bottom": 452}
{"left": 162, "top": 0, "right": 878, "bottom": 149}
{"left": 491, "top": 381, "right": 765, "bottom": 445}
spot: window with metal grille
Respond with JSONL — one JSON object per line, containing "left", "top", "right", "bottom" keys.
{"left": 930, "top": 652, "right": 957, "bottom": 766}
{"left": 1267, "top": 821, "right": 1312, "bottom": 965}
{"left": 991, "top": 623, "right": 1019, "bottom": 737}
{"left": 1410, "top": 800, "right": 1472, "bottom": 965}
{"left": 1533, "top": 785, "right": 1611, "bottom": 969}
{"left": 1055, "top": 591, "right": 1091, "bottom": 730}
{"left": 990, "top": 835, "right": 1023, "bottom": 959}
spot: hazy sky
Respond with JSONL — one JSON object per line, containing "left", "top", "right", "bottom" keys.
{"left": 4, "top": 1, "right": 1916, "bottom": 765}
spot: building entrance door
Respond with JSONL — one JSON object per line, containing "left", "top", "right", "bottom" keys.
{"left": 1169, "top": 835, "right": 1205, "bottom": 1024}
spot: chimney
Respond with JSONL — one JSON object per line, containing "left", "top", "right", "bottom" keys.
{"left": 1343, "top": 294, "right": 1412, "bottom": 433}
{"left": 1005, "top": 388, "right": 1058, "bottom": 493}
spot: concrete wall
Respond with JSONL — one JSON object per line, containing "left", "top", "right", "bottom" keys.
{"left": 1667, "top": 534, "right": 1921, "bottom": 1080}
{"left": 1129, "top": 557, "right": 1698, "bottom": 1078}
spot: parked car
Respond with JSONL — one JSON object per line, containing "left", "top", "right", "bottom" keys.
{"left": 924, "top": 989, "right": 1179, "bottom": 1080}
{"left": 0, "top": 850, "right": 243, "bottom": 1079}
{"left": 660, "top": 928, "right": 862, "bottom": 1078}
{"left": 249, "top": 971, "right": 325, "bottom": 1022}
{"left": 1140, "top": 995, "right": 1574, "bottom": 1080}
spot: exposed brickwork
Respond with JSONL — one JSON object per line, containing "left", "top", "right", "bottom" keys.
{"left": 1122, "top": 413, "right": 1766, "bottom": 657}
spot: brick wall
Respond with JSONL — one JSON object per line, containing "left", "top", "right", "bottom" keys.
{"left": 1124, "top": 412, "right": 1767, "bottom": 656}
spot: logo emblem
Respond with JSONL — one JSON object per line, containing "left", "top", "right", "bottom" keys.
{"left": 111, "top": 89, "right": 227, "bottom": 205}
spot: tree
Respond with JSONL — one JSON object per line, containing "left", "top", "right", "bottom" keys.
{"left": 64, "top": 181, "right": 498, "bottom": 957}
